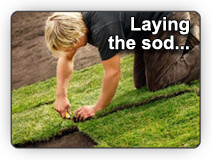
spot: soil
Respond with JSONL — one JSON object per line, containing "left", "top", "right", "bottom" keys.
{"left": 11, "top": 12, "right": 102, "bottom": 90}
{"left": 19, "top": 132, "right": 97, "bottom": 148}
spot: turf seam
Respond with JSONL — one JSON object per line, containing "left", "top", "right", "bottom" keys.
{"left": 72, "top": 88, "right": 198, "bottom": 122}
{"left": 94, "top": 88, "right": 199, "bottom": 119}
{"left": 33, "top": 100, "right": 55, "bottom": 108}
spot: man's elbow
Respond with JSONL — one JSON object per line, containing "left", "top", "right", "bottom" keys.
{"left": 117, "top": 70, "right": 121, "bottom": 81}
{"left": 109, "top": 69, "right": 121, "bottom": 81}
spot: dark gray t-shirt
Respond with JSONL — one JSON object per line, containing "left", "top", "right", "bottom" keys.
{"left": 82, "top": 11, "right": 171, "bottom": 61}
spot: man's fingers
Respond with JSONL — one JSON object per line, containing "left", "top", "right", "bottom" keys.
{"left": 79, "top": 113, "right": 85, "bottom": 121}
{"left": 76, "top": 107, "right": 83, "bottom": 115}
{"left": 61, "top": 110, "right": 66, "bottom": 119}
{"left": 54, "top": 106, "right": 59, "bottom": 112}
{"left": 54, "top": 107, "right": 62, "bottom": 116}
{"left": 80, "top": 113, "right": 90, "bottom": 122}
{"left": 54, "top": 107, "right": 65, "bottom": 118}
{"left": 75, "top": 108, "right": 84, "bottom": 119}
{"left": 54, "top": 97, "right": 72, "bottom": 119}
{"left": 80, "top": 109, "right": 91, "bottom": 121}
{"left": 83, "top": 115, "right": 90, "bottom": 121}
{"left": 67, "top": 106, "right": 71, "bottom": 115}
{"left": 75, "top": 107, "right": 84, "bottom": 117}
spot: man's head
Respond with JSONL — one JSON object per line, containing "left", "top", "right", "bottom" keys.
{"left": 45, "top": 12, "right": 87, "bottom": 57}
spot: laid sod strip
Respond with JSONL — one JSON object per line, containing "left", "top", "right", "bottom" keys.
{"left": 78, "top": 92, "right": 200, "bottom": 148}
{"left": 94, "top": 79, "right": 199, "bottom": 118}
{"left": 12, "top": 79, "right": 56, "bottom": 114}
{"left": 12, "top": 104, "right": 76, "bottom": 145}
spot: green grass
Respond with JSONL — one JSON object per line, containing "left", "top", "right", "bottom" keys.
{"left": 12, "top": 54, "right": 200, "bottom": 147}
{"left": 78, "top": 92, "right": 199, "bottom": 147}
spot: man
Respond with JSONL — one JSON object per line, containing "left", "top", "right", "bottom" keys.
{"left": 45, "top": 11, "right": 199, "bottom": 121}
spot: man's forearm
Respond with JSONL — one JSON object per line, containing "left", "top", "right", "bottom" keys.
{"left": 94, "top": 69, "right": 120, "bottom": 111}
{"left": 56, "top": 56, "right": 73, "bottom": 98}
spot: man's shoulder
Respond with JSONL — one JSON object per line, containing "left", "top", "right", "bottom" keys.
{"left": 82, "top": 12, "right": 122, "bottom": 35}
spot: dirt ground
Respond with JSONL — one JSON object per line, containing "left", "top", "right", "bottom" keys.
{"left": 25, "top": 132, "right": 97, "bottom": 148}
{"left": 11, "top": 12, "right": 199, "bottom": 90}
{"left": 12, "top": 12, "right": 102, "bottom": 90}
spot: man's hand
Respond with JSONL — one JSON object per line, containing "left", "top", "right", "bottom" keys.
{"left": 74, "top": 106, "right": 97, "bottom": 121}
{"left": 54, "top": 97, "right": 71, "bottom": 118}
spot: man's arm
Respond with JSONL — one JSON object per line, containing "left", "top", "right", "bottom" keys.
{"left": 75, "top": 53, "right": 121, "bottom": 121}
{"left": 95, "top": 53, "right": 121, "bottom": 110}
{"left": 54, "top": 52, "right": 75, "bottom": 118}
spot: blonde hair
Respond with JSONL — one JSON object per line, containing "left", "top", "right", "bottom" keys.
{"left": 45, "top": 12, "right": 87, "bottom": 57}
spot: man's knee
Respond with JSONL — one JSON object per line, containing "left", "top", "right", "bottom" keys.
{"left": 146, "top": 78, "right": 166, "bottom": 92}
{"left": 134, "top": 77, "right": 146, "bottom": 89}
{"left": 134, "top": 78, "right": 161, "bottom": 91}
{"left": 134, "top": 82, "right": 143, "bottom": 90}
{"left": 146, "top": 82, "right": 157, "bottom": 92}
